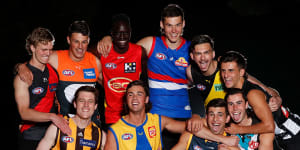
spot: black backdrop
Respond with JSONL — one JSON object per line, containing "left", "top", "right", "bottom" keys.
{"left": 3, "top": 0, "right": 300, "bottom": 148}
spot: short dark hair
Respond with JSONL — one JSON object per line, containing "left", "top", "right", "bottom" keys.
{"left": 219, "top": 51, "right": 247, "bottom": 70}
{"left": 121, "top": 80, "right": 152, "bottom": 116}
{"left": 25, "top": 27, "right": 55, "bottom": 55}
{"left": 111, "top": 13, "right": 131, "bottom": 31}
{"left": 68, "top": 20, "right": 90, "bottom": 37}
{"left": 224, "top": 88, "right": 248, "bottom": 103}
{"left": 161, "top": 4, "right": 184, "bottom": 22}
{"left": 73, "top": 86, "right": 99, "bottom": 104}
{"left": 206, "top": 98, "right": 228, "bottom": 116}
{"left": 190, "top": 34, "right": 215, "bottom": 54}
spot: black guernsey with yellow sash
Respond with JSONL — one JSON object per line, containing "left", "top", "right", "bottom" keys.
{"left": 52, "top": 117, "right": 102, "bottom": 150}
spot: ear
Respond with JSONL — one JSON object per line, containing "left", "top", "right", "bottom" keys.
{"left": 73, "top": 101, "right": 77, "bottom": 109}
{"left": 94, "top": 103, "right": 98, "bottom": 111}
{"left": 190, "top": 51, "right": 194, "bottom": 60}
{"left": 245, "top": 101, "right": 249, "bottom": 109}
{"left": 240, "top": 68, "right": 246, "bottom": 77}
{"left": 145, "top": 96, "right": 149, "bottom": 104}
{"left": 160, "top": 21, "right": 164, "bottom": 30}
{"left": 30, "top": 45, "right": 36, "bottom": 53}
{"left": 67, "top": 36, "right": 71, "bottom": 45}
{"left": 225, "top": 115, "right": 230, "bottom": 123}
{"left": 212, "top": 50, "right": 215, "bottom": 59}
{"left": 182, "top": 20, "right": 185, "bottom": 28}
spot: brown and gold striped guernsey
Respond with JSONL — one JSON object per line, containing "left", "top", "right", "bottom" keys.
{"left": 52, "top": 116, "right": 102, "bottom": 150}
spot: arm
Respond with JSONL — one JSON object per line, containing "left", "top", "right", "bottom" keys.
{"left": 226, "top": 90, "right": 275, "bottom": 134}
{"left": 186, "top": 65, "right": 193, "bottom": 84}
{"left": 136, "top": 36, "right": 154, "bottom": 55}
{"left": 96, "top": 57, "right": 103, "bottom": 85}
{"left": 14, "top": 76, "right": 71, "bottom": 135}
{"left": 171, "top": 131, "right": 192, "bottom": 150}
{"left": 139, "top": 46, "right": 148, "bottom": 83}
{"left": 16, "top": 63, "right": 33, "bottom": 85}
{"left": 186, "top": 114, "right": 206, "bottom": 133}
{"left": 100, "top": 130, "right": 107, "bottom": 150}
{"left": 36, "top": 124, "right": 58, "bottom": 150}
{"left": 258, "top": 133, "right": 274, "bottom": 150}
{"left": 161, "top": 116, "right": 186, "bottom": 133}
{"left": 104, "top": 130, "right": 117, "bottom": 150}
{"left": 97, "top": 36, "right": 113, "bottom": 57}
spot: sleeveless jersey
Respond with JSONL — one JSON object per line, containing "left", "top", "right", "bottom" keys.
{"left": 147, "top": 36, "right": 191, "bottom": 118}
{"left": 52, "top": 117, "right": 102, "bottom": 150}
{"left": 21, "top": 63, "right": 58, "bottom": 140}
{"left": 186, "top": 132, "right": 227, "bottom": 150}
{"left": 109, "top": 113, "right": 162, "bottom": 150}
{"left": 56, "top": 50, "right": 99, "bottom": 115}
{"left": 101, "top": 43, "right": 142, "bottom": 124}
{"left": 190, "top": 64, "right": 226, "bottom": 107}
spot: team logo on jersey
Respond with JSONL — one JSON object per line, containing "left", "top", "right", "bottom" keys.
{"left": 32, "top": 87, "right": 44, "bottom": 94}
{"left": 249, "top": 140, "right": 259, "bottom": 149}
{"left": 197, "top": 84, "right": 206, "bottom": 91}
{"left": 193, "top": 145, "right": 202, "bottom": 150}
{"left": 62, "top": 136, "right": 74, "bottom": 143}
{"left": 155, "top": 53, "right": 166, "bottom": 60}
{"left": 124, "top": 62, "right": 136, "bottom": 73}
{"left": 83, "top": 68, "right": 96, "bottom": 79}
{"left": 175, "top": 57, "right": 188, "bottom": 67}
{"left": 49, "top": 83, "right": 58, "bottom": 92}
{"left": 108, "top": 77, "right": 132, "bottom": 93}
{"left": 105, "top": 63, "right": 117, "bottom": 70}
{"left": 214, "top": 84, "right": 223, "bottom": 91}
{"left": 62, "top": 69, "right": 75, "bottom": 76}
{"left": 148, "top": 126, "right": 157, "bottom": 138}
{"left": 79, "top": 138, "right": 96, "bottom": 148}
{"left": 122, "top": 133, "right": 133, "bottom": 140}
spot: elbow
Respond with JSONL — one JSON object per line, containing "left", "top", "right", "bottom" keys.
{"left": 265, "top": 121, "right": 275, "bottom": 133}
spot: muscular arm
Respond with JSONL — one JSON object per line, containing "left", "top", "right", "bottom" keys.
{"left": 95, "top": 57, "right": 103, "bottom": 85}
{"left": 136, "top": 36, "right": 154, "bottom": 56}
{"left": 37, "top": 124, "right": 58, "bottom": 150}
{"left": 139, "top": 46, "right": 148, "bottom": 83}
{"left": 258, "top": 133, "right": 274, "bottom": 150}
{"left": 171, "top": 131, "right": 191, "bottom": 150}
{"left": 161, "top": 116, "right": 186, "bottom": 134}
{"left": 104, "top": 130, "right": 117, "bottom": 150}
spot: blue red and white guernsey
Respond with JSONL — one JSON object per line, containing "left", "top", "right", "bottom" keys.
{"left": 147, "top": 36, "right": 191, "bottom": 118}
{"left": 20, "top": 63, "right": 58, "bottom": 140}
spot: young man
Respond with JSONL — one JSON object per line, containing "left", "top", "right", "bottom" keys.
{"left": 17, "top": 20, "right": 103, "bottom": 126}
{"left": 100, "top": 14, "right": 148, "bottom": 125}
{"left": 225, "top": 88, "right": 274, "bottom": 150}
{"left": 172, "top": 98, "right": 239, "bottom": 150}
{"left": 98, "top": 4, "right": 191, "bottom": 148}
{"left": 105, "top": 80, "right": 239, "bottom": 150}
{"left": 14, "top": 27, "right": 70, "bottom": 150}
{"left": 37, "top": 86, "right": 106, "bottom": 150}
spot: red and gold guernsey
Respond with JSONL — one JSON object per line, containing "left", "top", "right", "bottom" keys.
{"left": 101, "top": 43, "right": 142, "bottom": 124}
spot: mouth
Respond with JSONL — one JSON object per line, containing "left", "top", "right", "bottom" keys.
{"left": 198, "top": 61, "right": 208, "bottom": 70}
{"left": 231, "top": 112, "right": 241, "bottom": 122}
{"left": 211, "top": 123, "right": 221, "bottom": 133}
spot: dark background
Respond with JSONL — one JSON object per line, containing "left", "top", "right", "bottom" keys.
{"left": 3, "top": 0, "right": 300, "bottom": 148}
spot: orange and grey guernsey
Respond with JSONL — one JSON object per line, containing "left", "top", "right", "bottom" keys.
{"left": 52, "top": 117, "right": 102, "bottom": 150}
{"left": 56, "top": 50, "right": 99, "bottom": 115}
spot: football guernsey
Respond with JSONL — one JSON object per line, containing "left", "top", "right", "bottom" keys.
{"left": 101, "top": 43, "right": 142, "bottom": 124}
{"left": 21, "top": 63, "right": 58, "bottom": 140}
{"left": 147, "top": 36, "right": 191, "bottom": 118}
{"left": 52, "top": 117, "right": 102, "bottom": 150}
{"left": 186, "top": 132, "right": 227, "bottom": 150}
{"left": 109, "top": 113, "right": 162, "bottom": 150}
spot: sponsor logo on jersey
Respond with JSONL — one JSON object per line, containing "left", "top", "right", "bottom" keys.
{"left": 175, "top": 57, "right": 188, "bottom": 67}
{"left": 122, "top": 133, "right": 133, "bottom": 140}
{"left": 62, "top": 136, "right": 74, "bottom": 143}
{"left": 62, "top": 69, "right": 75, "bottom": 76}
{"left": 79, "top": 138, "right": 96, "bottom": 148}
{"left": 83, "top": 68, "right": 96, "bottom": 79}
{"left": 124, "top": 62, "right": 136, "bottom": 73}
{"left": 155, "top": 53, "right": 166, "bottom": 60}
{"left": 197, "top": 84, "right": 206, "bottom": 91}
{"left": 148, "top": 126, "right": 156, "bottom": 138}
{"left": 249, "top": 140, "right": 259, "bottom": 149}
{"left": 108, "top": 77, "right": 132, "bottom": 93}
{"left": 32, "top": 87, "right": 44, "bottom": 94}
{"left": 105, "top": 63, "right": 117, "bottom": 70}
{"left": 193, "top": 145, "right": 202, "bottom": 150}
{"left": 214, "top": 84, "right": 224, "bottom": 91}
{"left": 49, "top": 83, "right": 58, "bottom": 92}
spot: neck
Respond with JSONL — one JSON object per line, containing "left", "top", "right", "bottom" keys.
{"left": 239, "top": 115, "right": 252, "bottom": 126}
{"left": 113, "top": 45, "right": 129, "bottom": 54}
{"left": 125, "top": 112, "right": 146, "bottom": 126}
{"left": 235, "top": 77, "right": 245, "bottom": 89}
{"left": 202, "top": 60, "right": 218, "bottom": 76}
{"left": 166, "top": 37, "right": 182, "bottom": 50}
{"left": 29, "top": 59, "right": 45, "bottom": 71}
{"left": 72, "top": 115, "right": 91, "bottom": 129}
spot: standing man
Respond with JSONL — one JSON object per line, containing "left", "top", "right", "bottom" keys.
{"left": 225, "top": 88, "right": 274, "bottom": 150}
{"left": 37, "top": 86, "right": 106, "bottom": 150}
{"left": 100, "top": 14, "right": 148, "bottom": 125}
{"left": 17, "top": 20, "right": 103, "bottom": 127}
{"left": 97, "top": 4, "right": 191, "bottom": 148}
{"left": 14, "top": 27, "right": 70, "bottom": 150}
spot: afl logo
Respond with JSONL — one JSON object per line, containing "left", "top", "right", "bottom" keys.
{"left": 155, "top": 53, "right": 166, "bottom": 60}
{"left": 197, "top": 84, "right": 206, "bottom": 91}
{"left": 62, "top": 136, "right": 74, "bottom": 143}
{"left": 108, "top": 77, "right": 132, "bottom": 93}
{"left": 122, "top": 133, "right": 133, "bottom": 140}
{"left": 105, "top": 63, "right": 117, "bottom": 70}
{"left": 62, "top": 69, "right": 75, "bottom": 76}
{"left": 32, "top": 87, "right": 44, "bottom": 94}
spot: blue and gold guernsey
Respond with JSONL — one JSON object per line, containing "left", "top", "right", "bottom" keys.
{"left": 147, "top": 36, "right": 191, "bottom": 118}
{"left": 109, "top": 113, "right": 162, "bottom": 150}
{"left": 186, "top": 132, "right": 227, "bottom": 150}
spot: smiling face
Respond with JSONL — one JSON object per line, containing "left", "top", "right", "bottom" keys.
{"left": 126, "top": 85, "right": 149, "bottom": 114}
{"left": 206, "top": 107, "right": 230, "bottom": 135}
{"left": 220, "top": 61, "right": 245, "bottom": 89}
{"left": 111, "top": 21, "right": 131, "bottom": 53}
{"left": 160, "top": 16, "right": 185, "bottom": 44}
{"left": 67, "top": 32, "right": 90, "bottom": 62}
{"left": 73, "top": 91, "right": 97, "bottom": 120}
{"left": 30, "top": 42, "right": 53, "bottom": 66}
{"left": 190, "top": 43, "right": 215, "bottom": 73}
{"left": 226, "top": 93, "right": 248, "bottom": 124}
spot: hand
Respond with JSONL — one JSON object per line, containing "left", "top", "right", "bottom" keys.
{"left": 51, "top": 114, "right": 71, "bottom": 135}
{"left": 218, "top": 144, "right": 230, "bottom": 150}
{"left": 17, "top": 63, "right": 33, "bottom": 85}
{"left": 186, "top": 114, "right": 204, "bottom": 133}
{"left": 268, "top": 96, "right": 282, "bottom": 112}
{"left": 224, "top": 123, "right": 240, "bottom": 135}
{"left": 97, "top": 36, "right": 112, "bottom": 57}
{"left": 221, "top": 135, "right": 239, "bottom": 147}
